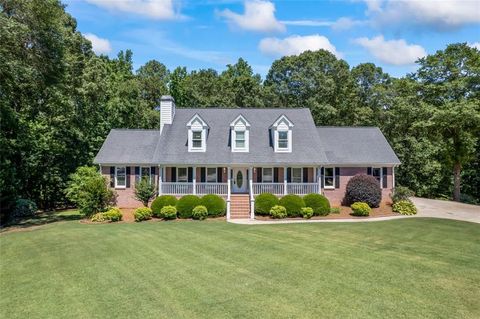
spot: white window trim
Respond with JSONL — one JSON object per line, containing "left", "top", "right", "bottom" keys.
{"left": 291, "top": 167, "right": 303, "bottom": 183}
{"left": 115, "top": 166, "right": 127, "bottom": 189}
{"left": 262, "top": 167, "right": 274, "bottom": 183}
{"left": 323, "top": 167, "right": 335, "bottom": 189}
{"left": 271, "top": 114, "right": 293, "bottom": 153}
{"left": 371, "top": 167, "right": 383, "bottom": 186}
{"left": 232, "top": 129, "right": 249, "bottom": 152}
{"left": 139, "top": 166, "right": 152, "bottom": 183}
{"left": 206, "top": 167, "right": 217, "bottom": 183}
{"left": 177, "top": 167, "right": 188, "bottom": 183}
{"left": 187, "top": 114, "right": 208, "bottom": 153}
{"left": 230, "top": 115, "right": 250, "bottom": 153}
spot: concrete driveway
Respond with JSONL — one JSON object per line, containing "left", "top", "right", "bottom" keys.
{"left": 411, "top": 197, "right": 480, "bottom": 224}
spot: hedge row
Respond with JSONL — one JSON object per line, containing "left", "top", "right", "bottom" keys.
{"left": 150, "top": 194, "right": 226, "bottom": 220}
{"left": 255, "top": 193, "right": 331, "bottom": 218}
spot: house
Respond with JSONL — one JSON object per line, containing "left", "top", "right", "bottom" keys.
{"left": 94, "top": 95, "right": 400, "bottom": 219}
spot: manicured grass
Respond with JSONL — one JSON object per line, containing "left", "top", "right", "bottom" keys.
{"left": 1, "top": 219, "right": 479, "bottom": 318}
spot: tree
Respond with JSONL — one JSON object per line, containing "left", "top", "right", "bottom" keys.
{"left": 134, "top": 178, "right": 157, "bottom": 207}
{"left": 65, "top": 166, "right": 116, "bottom": 216}
{"left": 136, "top": 60, "right": 169, "bottom": 110}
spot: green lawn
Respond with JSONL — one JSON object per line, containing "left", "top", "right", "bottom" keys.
{"left": 1, "top": 219, "right": 479, "bottom": 318}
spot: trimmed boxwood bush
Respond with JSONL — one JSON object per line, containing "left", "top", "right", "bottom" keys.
{"left": 151, "top": 195, "right": 178, "bottom": 217}
{"left": 176, "top": 195, "right": 201, "bottom": 219}
{"left": 192, "top": 205, "right": 208, "bottom": 220}
{"left": 392, "top": 199, "right": 417, "bottom": 215}
{"left": 255, "top": 193, "right": 279, "bottom": 215}
{"left": 303, "top": 193, "right": 330, "bottom": 216}
{"left": 344, "top": 174, "right": 382, "bottom": 208}
{"left": 270, "top": 205, "right": 287, "bottom": 219}
{"left": 91, "top": 213, "right": 107, "bottom": 222}
{"left": 201, "top": 194, "right": 226, "bottom": 217}
{"left": 160, "top": 205, "right": 177, "bottom": 220}
{"left": 301, "top": 207, "right": 313, "bottom": 219}
{"left": 134, "top": 207, "right": 152, "bottom": 222}
{"left": 104, "top": 207, "right": 122, "bottom": 222}
{"left": 350, "top": 202, "right": 371, "bottom": 216}
{"left": 279, "top": 194, "right": 305, "bottom": 217}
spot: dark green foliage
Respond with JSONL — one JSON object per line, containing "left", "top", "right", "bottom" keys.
{"left": 134, "top": 179, "right": 157, "bottom": 207}
{"left": 134, "top": 207, "right": 152, "bottom": 222}
{"left": 160, "top": 205, "right": 177, "bottom": 220}
{"left": 392, "top": 200, "right": 417, "bottom": 215}
{"left": 151, "top": 195, "right": 178, "bottom": 217}
{"left": 279, "top": 195, "right": 306, "bottom": 217}
{"left": 176, "top": 195, "right": 201, "bottom": 219}
{"left": 192, "top": 205, "right": 208, "bottom": 220}
{"left": 254, "top": 193, "right": 279, "bottom": 216}
{"left": 344, "top": 174, "right": 382, "bottom": 208}
{"left": 391, "top": 186, "right": 415, "bottom": 203}
{"left": 303, "top": 193, "right": 330, "bottom": 216}
{"left": 201, "top": 194, "right": 226, "bottom": 217}
{"left": 11, "top": 199, "right": 37, "bottom": 218}
{"left": 350, "top": 202, "right": 371, "bottom": 216}
{"left": 269, "top": 205, "right": 287, "bottom": 219}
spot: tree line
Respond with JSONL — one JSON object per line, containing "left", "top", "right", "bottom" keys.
{"left": 1, "top": 0, "right": 479, "bottom": 217}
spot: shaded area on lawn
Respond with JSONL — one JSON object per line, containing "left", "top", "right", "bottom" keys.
{"left": 0, "top": 210, "right": 84, "bottom": 232}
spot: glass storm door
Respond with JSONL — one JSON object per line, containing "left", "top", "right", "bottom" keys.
{"left": 232, "top": 168, "right": 248, "bottom": 193}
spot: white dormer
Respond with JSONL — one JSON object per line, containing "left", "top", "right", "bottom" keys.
{"left": 230, "top": 114, "right": 250, "bottom": 152}
{"left": 271, "top": 114, "right": 294, "bottom": 153}
{"left": 187, "top": 114, "right": 208, "bottom": 152}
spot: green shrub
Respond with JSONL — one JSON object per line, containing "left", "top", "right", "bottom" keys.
{"left": 152, "top": 195, "right": 178, "bottom": 217}
{"left": 301, "top": 207, "right": 314, "bottom": 219}
{"left": 176, "top": 195, "right": 201, "bottom": 218}
{"left": 201, "top": 194, "right": 226, "bottom": 217}
{"left": 460, "top": 193, "right": 479, "bottom": 205}
{"left": 134, "top": 178, "right": 157, "bottom": 207}
{"left": 279, "top": 194, "right": 305, "bottom": 217}
{"left": 255, "top": 193, "right": 279, "bottom": 215}
{"left": 12, "top": 199, "right": 37, "bottom": 218}
{"left": 270, "top": 205, "right": 287, "bottom": 219}
{"left": 91, "top": 213, "right": 107, "bottom": 222}
{"left": 392, "top": 200, "right": 417, "bottom": 215}
{"left": 344, "top": 174, "right": 382, "bottom": 208}
{"left": 391, "top": 186, "right": 414, "bottom": 203}
{"left": 192, "top": 205, "right": 208, "bottom": 220}
{"left": 350, "top": 202, "right": 371, "bottom": 216}
{"left": 160, "top": 205, "right": 177, "bottom": 220}
{"left": 134, "top": 207, "right": 152, "bottom": 222}
{"left": 303, "top": 193, "right": 330, "bottom": 216}
{"left": 104, "top": 207, "right": 122, "bottom": 222}
{"left": 330, "top": 207, "right": 341, "bottom": 214}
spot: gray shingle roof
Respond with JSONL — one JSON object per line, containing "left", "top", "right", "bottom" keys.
{"left": 154, "top": 108, "right": 327, "bottom": 165}
{"left": 94, "top": 129, "right": 160, "bottom": 164}
{"left": 316, "top": 127, "right": 400, "bottom": 165}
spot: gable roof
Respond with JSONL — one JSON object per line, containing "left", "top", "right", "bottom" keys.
{"left": 93, "top": 129, "right": 160, "bottom": 164}
{"left": 154, "top": 108, "right": 327, "bottom": 165}
{"left": 316, "top": 127, "right": 400, "bottom": 165}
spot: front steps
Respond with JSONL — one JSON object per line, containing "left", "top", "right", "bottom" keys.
{"left": 230, "top": 195, "right": 251, "bottom": 219}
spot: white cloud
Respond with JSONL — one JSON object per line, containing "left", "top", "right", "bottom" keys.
{"left": 331, "top": 17, "right": 366, "bottom": 31}
{"left": 85, "top": 0, "right": 183, "bottom": 20}
{"left": 282, "top": 20, "right": 333, "bottom": 27}
{"left": 354, "top": 35, "right": 426, "bottom": 65}
{"left": 364, "top": 0, "right": 480, "bottom": 30}
{"left": 218, "top": 0, "right": 285, "bottom": 32}
{"left": 84, "top": 33, "right": 112, "bottom": 54}
{"left": 468, "top": 42, "right": 480, "bottom": 50}
{"left": 259, "top": 34, "right": 341, "bottom": 58}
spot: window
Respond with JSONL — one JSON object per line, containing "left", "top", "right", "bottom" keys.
{"left": 278, "top": 131, "right": 288, "bottom": 149}
{"left": 235, "top": 131, "right": 245, "bottom": 148}
{"left": 324, "top": 167, "right": 334, "bottom": 189}
{"left": 140, "top": 167, "right": 151, "bottom": 183}
{"left": 115, "top": 166, "right": 126, "bottom": 188}
{"left": 177, "top": 167, "right": 188, "bottom": 182}
{"left": 192, "top": 131, "right": 202, "bottom": 148}
{"left": 372, "top": 167, "right": 382, "bottom": 184}
{"left": 292, "top": 168, "right": 302, "bottom": 183}
{"left": 207, "top": 167, "right": 217, "bottom": 183}
{"left": 263, "top": 168, "right": 273, "bottom": 183}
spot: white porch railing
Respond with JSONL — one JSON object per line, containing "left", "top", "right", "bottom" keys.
{"left": 287, "top": 183, "right": 319, "bottom": 195}
{"left": 161, "top": 182, "right": 193, "bottom": 195}
{"left": 252, "top": 183, "right": 285, "bottom": 195}
{"left": 196, "top": 183, "right": 228, "bottom": 195}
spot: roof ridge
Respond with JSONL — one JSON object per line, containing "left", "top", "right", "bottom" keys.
{"left": 111, "top": 128, "right": 159, "bottom": 131}
{"left": 317, "top": 126, "right": 380, "bottom": 129}
{"left": 176, "top": 107, "right": 310, "bottom": 110}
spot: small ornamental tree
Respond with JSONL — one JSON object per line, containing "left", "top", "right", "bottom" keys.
{"left": 344, "top": 174, "right": 382, "bottom": 208}
{"left": 134, "top": 178, "right": 157, "bottom": 207}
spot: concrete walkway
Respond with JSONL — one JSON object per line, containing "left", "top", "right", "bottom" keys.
{"left": 229, "top": 197, "right": 480, "bottom": 225}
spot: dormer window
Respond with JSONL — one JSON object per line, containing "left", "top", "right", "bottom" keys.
{"left": 187, "top": 114, "right": 208, "bottom": 152}
{"left": 271, "top": 114, "right": 294, "bottom": 153}
{"left": 230, "top": 114, "right": 250, "bottom": 152}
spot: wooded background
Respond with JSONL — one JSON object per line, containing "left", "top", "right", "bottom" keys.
{"left": 1, "top": 0, "right": 479, "bottom": 214}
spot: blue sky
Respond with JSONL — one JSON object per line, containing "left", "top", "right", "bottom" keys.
{"left": 65, "top": 0, "right": 480, "bottom": 78}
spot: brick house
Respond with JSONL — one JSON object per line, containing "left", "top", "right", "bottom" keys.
{"left": 94, "top": 96, "right": 400, "bottom": 219}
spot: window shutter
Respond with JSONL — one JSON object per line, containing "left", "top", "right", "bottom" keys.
{"left": 257, "top": 168, "right": 262, "bottom": 182}
{"left": 273, "top": 168, "right": 279, "bottom": 183}
{"left": 135, "top": 166, "right": 140, "bottom": 183}
{"left": 287, "top": 167, "right": 291, "bottom": 183}
{"left": 334, "top": 167, "right": 340, "bottom": 188}
{"left": 126, "top": 167, "right": 131, "bottom": 188}
{"left": 188, "top": 167, "right": 193, "bottom": 183}
{"left": 171, "top": 167, "right": 176, "bottom": 182}
{"left": 303, "top": 167, "right": 308, "bottom": 183}
{"left": 151, "top": 167, "right": 156, "bottom": 185}
{"left": 367, "top": 167, "right": 372, "bottom": 175}
{"left": 110, "top": 167, "right": 115, "bottom": 187}
{"left": 382, "top": 167, "right": 388, "bottom": 188}
{"left": 200, "top": 167, "right": 206, "bottom": 183}
{"left": 217, "top": 167, "right": 222, "bottom": 183}
{"left": 320, "top": 167, "right": 324, "bottom": 188}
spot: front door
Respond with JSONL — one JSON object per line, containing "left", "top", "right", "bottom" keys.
{"left": 232, "top": 168, "right": 248, "bottom": 193}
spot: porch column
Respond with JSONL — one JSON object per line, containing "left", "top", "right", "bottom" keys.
{"left": 192, "top": 166, "right": 196, "bottom": 195}
{"left": 227, "top": 167, "right": 231, "bottom": 220}
{"left": 283, "top": 166, "right": 288, "bottom": 195}
{"left": 392, "top": 166, "right": 395, "bottom": 189}
{"left": 158, "top": 165, "right": 163, "bottom": 195}
{"left": 317, "top": 166, "right": 322, "bottom": 195}
{"left": 249, "top": 167, "right": 254, "bottom": 220}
